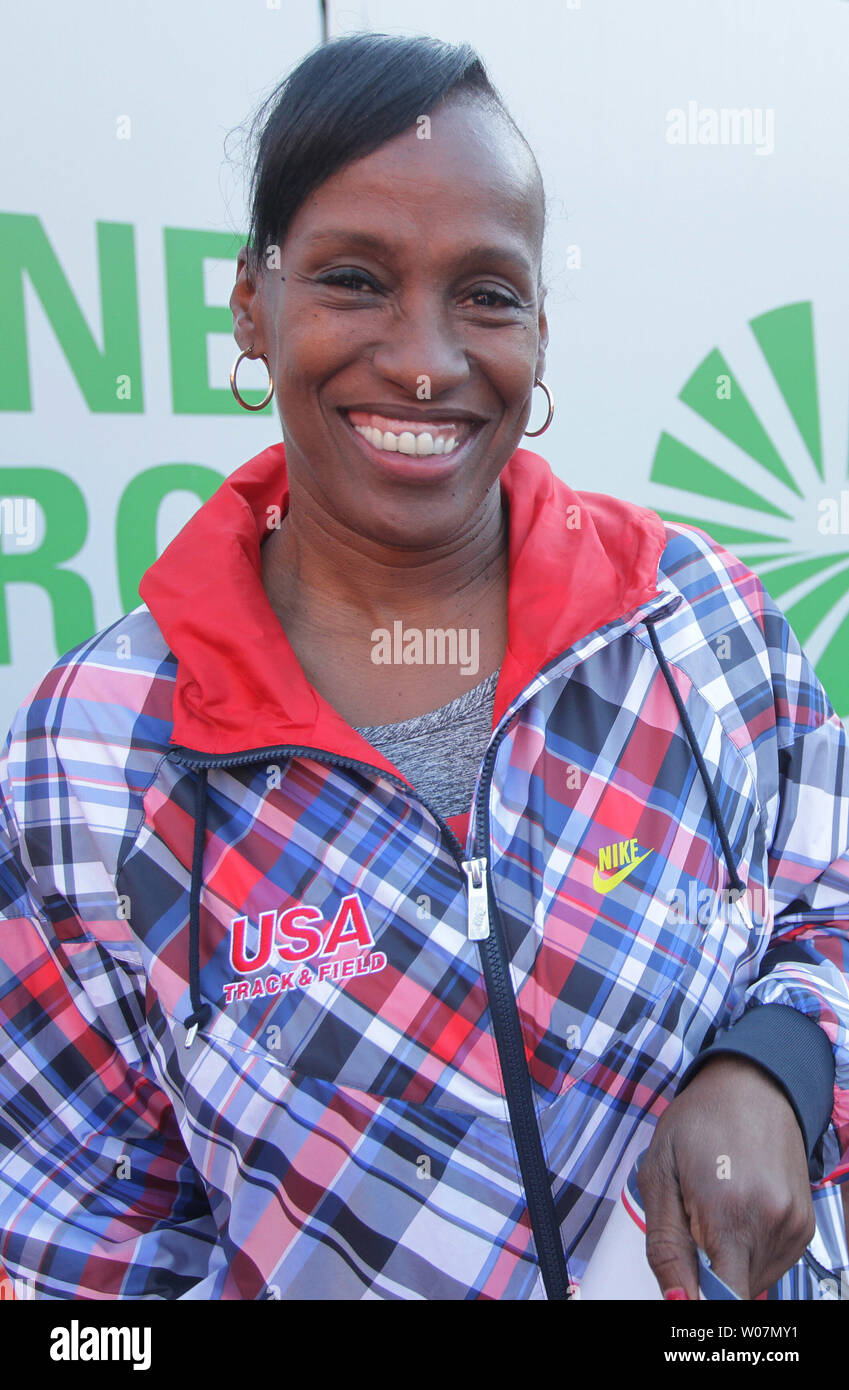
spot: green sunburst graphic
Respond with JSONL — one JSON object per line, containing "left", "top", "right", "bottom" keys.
{"left": 650, "top": 301, "right": 849, "bottom": 718}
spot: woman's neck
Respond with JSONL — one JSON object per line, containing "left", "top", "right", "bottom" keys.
{"left": 260, "top": 482, "right": 510, "bottom": 725}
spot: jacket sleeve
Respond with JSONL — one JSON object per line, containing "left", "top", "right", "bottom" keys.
{"left": 677, "top": 592, "right": 849, "bottom": 1186}
{"left": 0, "top": 700, "right": 219, "bottom": 1299}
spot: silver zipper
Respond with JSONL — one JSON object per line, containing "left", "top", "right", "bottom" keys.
{"left": 462, "top": 857, "right": 491, "bottom": 940}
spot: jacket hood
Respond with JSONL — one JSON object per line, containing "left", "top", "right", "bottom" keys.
{"left": 139, "top": 442, "right": 668, "bottom": 770}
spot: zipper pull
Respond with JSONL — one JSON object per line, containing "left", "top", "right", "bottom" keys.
{"left": 462, "top": 857, "right": 490, "bottom": 940}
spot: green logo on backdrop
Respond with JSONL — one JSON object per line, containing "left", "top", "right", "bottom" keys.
{"left": 651, "top": 302, "right": 849, "bottom": 717}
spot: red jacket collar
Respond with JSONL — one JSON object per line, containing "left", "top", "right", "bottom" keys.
{"left": 139, "top": 442, "right": 667, "bottom": 772}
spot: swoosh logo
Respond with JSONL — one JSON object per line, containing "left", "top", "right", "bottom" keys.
{"left": 593, "top": 849, "right": 653, "bottom": 894}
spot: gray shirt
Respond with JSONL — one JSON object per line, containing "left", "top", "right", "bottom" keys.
{"left": 354, "top": 667, "right": 500, "bottom": 818}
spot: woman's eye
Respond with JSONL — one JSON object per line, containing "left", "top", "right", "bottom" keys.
{"left": 317, "top": 270, "right": 379, "bottom": 293}
{"left": 463, "top": 287, "right": 521, "bottom": 309}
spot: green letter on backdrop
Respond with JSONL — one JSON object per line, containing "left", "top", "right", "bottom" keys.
{"left": 0, "top": 214, "right": 143, "bottom": 412}
{"left": 116, "top": 464, "right": 224, "bottom": 611}
{"left": 165, "top": 228, "right": 267, "bottom": 414}
{"left": 0, "top": 468, "right": 94, "bottom": 662}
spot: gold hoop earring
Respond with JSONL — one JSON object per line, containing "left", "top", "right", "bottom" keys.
{"left": 523, "top": 377, "right": 554, "bottom": 437}
{"left": 230, "top": 347, "right": 274, "bottom": 411}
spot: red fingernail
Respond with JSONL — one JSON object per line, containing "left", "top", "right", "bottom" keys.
{"left": 664, "top": 1288, "right": 689, "bottom": 1300}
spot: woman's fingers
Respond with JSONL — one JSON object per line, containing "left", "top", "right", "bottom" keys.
{"left": 638, "top": 1138, "right": 700, "bottom": 1300}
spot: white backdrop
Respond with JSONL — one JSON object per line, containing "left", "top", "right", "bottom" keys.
{"left": 2, "top": 0, "right": 847, "bottom": 732}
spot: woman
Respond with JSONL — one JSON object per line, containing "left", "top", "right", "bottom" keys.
{"left": 0, "top": 32, "right": 848, "bottom": 1301}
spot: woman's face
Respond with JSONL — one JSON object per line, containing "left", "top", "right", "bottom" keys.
{"left": 231, "top": 96, "right": 548, "bottom": 551}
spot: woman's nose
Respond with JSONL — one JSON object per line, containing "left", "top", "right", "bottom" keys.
{"left": 369, "top": 292, "right": 470, "bottom": 397}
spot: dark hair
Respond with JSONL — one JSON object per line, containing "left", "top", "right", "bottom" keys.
{"left": 241, "top": 31, "right": 544, "bottom": 278}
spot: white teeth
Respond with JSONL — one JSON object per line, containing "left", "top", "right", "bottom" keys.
{"left": 397, "top": 431, "right": 417, "bottom": 456}
{"left": 351, "top": 420, "right": 466, "bottom": 457}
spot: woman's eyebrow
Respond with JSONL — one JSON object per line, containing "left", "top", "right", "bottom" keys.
{"left": 451, "top": 243, "right": 534, "bottom": 277}
{"left": 304, "top": 229, "right": 533, "bottom": 276}
{"left": 305, "top": 229, "right": 388, "bottom": 253}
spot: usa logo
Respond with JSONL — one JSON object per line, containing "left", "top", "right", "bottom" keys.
{"left": 222, "top": 893, "right": 387, "bottom": 1006}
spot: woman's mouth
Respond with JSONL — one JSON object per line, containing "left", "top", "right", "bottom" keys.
{"left": 345, "top": 410, "right": 473, "bottom": 458}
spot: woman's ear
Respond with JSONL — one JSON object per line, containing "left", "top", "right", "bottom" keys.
{"left": 230, "top": 246, "right": 267, "bottom": 356}
{"left": 536, "top": 286, "right": 549, "bottom": 382}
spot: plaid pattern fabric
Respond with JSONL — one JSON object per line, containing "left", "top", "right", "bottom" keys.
{"left": 1, "top": 481, "right": 848, "bottom": 1298}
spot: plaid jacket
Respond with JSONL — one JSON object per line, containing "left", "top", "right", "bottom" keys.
{"left": 1, "top": 443, "right": 848, "bottom": 1300}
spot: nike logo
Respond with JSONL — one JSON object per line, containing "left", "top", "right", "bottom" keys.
{"left": 593, "top": 839, "right": 653, "bottom": 894}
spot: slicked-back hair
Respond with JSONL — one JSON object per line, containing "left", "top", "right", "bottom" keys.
{"left": 242, "top": 31, "right": 544, "bottom": 279}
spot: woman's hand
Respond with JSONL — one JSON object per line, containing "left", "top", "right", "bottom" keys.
{"left": 637, "top": 1054, "right": 816, "bottom": 1299}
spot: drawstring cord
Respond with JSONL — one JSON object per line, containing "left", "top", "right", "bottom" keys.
{"left": 643, "top": 616, "right": 745, "bottom": 896}
{"left": 183, "top": 767, "right": 211, "bottom": 1046}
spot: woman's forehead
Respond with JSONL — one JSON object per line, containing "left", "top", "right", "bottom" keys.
{"left": 286, "top": 99, "right": 544, "bottom": 260}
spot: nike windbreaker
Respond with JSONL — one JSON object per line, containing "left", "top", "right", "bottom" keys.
{"left": 1, "top": 442, "right": 849, "bottom": 1300}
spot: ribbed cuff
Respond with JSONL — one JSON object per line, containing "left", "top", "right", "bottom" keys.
{"left": 676, "top": 1003, "right": 835, "bottom": 1160}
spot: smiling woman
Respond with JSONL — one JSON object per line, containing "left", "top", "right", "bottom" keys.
{"left": 232, "top": 43, "right": 548, "bottom": 728}
{"left": 2, "top": 31, "right": 849, "bottom": 1304}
